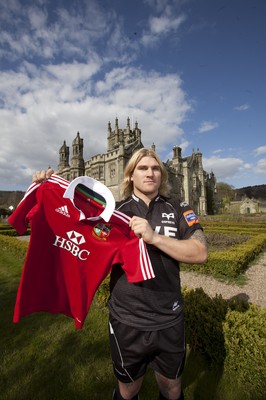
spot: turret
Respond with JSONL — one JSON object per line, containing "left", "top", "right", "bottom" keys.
{"left": 58, "top": 140, "right": 70, "bottom": 171}
{"left": 70, "top": 132, "right": 84, "bottom": 178}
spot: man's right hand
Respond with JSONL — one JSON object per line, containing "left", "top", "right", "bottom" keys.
{"left": 32, "top": 168, "right": 54, "bottom": 183}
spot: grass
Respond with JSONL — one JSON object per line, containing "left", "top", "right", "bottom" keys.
{"left": 0, "top": 241, "right": 259, "bottom": 400}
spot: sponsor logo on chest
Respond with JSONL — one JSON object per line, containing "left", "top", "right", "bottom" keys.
{"left": 53, "top": 230, "right": 90, "bottom": 260}
{"left": 155, "top": 212, "right": 177, "bottom": 237}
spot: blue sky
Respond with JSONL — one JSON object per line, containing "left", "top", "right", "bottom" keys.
{"left": 1, "top": 0, "right": 265, "bottom": 191}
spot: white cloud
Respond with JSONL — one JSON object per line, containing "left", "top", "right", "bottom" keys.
{"left": 140, "top": 0, "right": 186, "bottom": 47}
{"left": 202, "top": 153, "right": 265, "bottom": 187}
{"left": 234, "top": 104, "right": 250, "bottom": 111}
{"left": 243, "top": 163, "right": 252, "bottom": 169}
{"left": 198, "top": 120, "right": 219, "bottom": 133}
{"left": 46, "top": 61, "right": 101, "bottom": 87}
{"left": 28, "top": 6, "right": 48, "bottom": 30}
{"left": 149, "top": 14, "right": 186, "bottom": 35}
{"left": 0, "top": 0, "right": 128, "bottom": 63}
{"left": 0, "top": 63, "right": 191, "bottom": 190}
{"left": 254, "top": 146, "right": 266, "bottom": 156}
{"left": 203, "top": 156, "right": 245, "bottom": 181}
{"left": 255, "top": 159, "right": 266, "bottom": 174}
{"left": 0, "top": 59, "right": 104, "bottom": 113}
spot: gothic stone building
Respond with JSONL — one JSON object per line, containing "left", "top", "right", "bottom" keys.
{"left": 58, "top": 117, "right": 216, "bottom": 215}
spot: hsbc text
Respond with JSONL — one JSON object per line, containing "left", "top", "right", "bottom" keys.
{"left": 53, "top": 235, "right": 90, "bottom": 260}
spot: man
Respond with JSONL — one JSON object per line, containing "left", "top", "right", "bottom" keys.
{"left": 33, "top": 148, "right": 207, "bottom": 400}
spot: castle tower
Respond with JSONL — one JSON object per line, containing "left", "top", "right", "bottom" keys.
{"left": 107, "top": 117, "right": 142, "bottom": 152}
{"left": 133, "top": 121, "right": 141, "bottom": 143}
{"left": 58, "top": 140, "right": 70, "bottom": 170}
{"left": 169, "top": 146, "right": 184, "bottom": 199}
{"left": 172, "top": 146, "right": 182, "bottom": 174}
{"left": 195, "top": 148, "right": 207, "bottom": 214}
{"left": 107, "top": 117, "right": 120, "bottom": 151}
{"left": 70, "top": 131, "right": 84, "bottom": 179}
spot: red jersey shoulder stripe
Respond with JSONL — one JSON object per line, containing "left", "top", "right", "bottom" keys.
{"left": 17, "top": 182, "right": 41, "bottom": 206}
{"left": 112, "top": 209, "right": 131, "bottom": 225}
{"left": 48, "top": 174, "right": 69, "bottom": 189}
{"left": 17, "top": 174, "right": 69, "bottom": 207}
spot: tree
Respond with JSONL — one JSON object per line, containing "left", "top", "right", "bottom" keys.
{"left": 216, "top": 182, "right": 236, "bottom": 213}
{"left": 216, "top": 182, "right": 235, "bottom": 201}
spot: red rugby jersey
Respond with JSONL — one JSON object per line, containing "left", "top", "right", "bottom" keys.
{"left": 8, "top": 175, "right": 154, "bottom": 329}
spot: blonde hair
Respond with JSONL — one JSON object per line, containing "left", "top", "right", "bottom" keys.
{"left": 121, "top": 148, "right": 170, "bottom": 198}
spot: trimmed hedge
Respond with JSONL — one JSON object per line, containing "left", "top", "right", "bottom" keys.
{"left": 0, "top": 228, "right": 30, "bottom": 237}
{"left": 182, "top": 220, "right": 266, "bottom": 280}
{"left": 223, "top": 305, "right": 266, "bottom": 398}
{"left": 0, "top": 234, "right": 28, "bottom": 258}
{"left": 0, "top": 224, "right": 16, "bottom": 230}
{"left": 176, "top": 288, "right": 265, "bottom": 396}
{"left": 182, "top": 233, "right": 266, "bottom": 279}
{"left": 176, "top": 287, "right": 251, "bottom": 365}
{"left": 201, "top": 221, "right": 266, "bottom": 231}
{"left": 182, "top": 287, "right": 227, "bottom": 364}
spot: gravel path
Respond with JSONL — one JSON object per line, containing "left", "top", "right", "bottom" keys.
{"left": 180, "top": 251, "right": 266, "bottom": 308}
{"left": 17, "top": 235, "right": 266, "bottom": 308}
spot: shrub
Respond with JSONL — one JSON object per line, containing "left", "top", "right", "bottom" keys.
{"left": 0, "top": 224, "right": 15, "bottom": 231}
{"left": 182, "top": 287, "right": 228, "bottom": 364}
{"left": 95, "top": 275, "right": 110, "bottom": 308}
{"left": 0, "top": 228, "right": 30, "bottom": 237}
{"left": 0, "top": 235, "right": 28, "bottom": 258}
{"left": 182, "top": 233, "right": 266, "bottom": 279}
{"left": 223, "top": 305, "right": 266, "bottom": 398}
{"left": 206, "top": 232, "right": 250, "bottom": 251}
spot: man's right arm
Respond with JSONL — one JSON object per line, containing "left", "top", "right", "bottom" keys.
{"left": 129, "top": 216, "right": 208, "bottom": 264}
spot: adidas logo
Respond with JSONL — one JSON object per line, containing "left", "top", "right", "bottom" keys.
{"left": 55, "top": 205, "right": 70, "bottom": 218}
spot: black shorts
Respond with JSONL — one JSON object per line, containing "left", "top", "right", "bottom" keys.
{"left": 108, "top": 311, "right": 186, "bottom": 383}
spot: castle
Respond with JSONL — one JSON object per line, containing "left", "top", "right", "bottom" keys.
{"left": 58, "top": 117, "right": 216, "bottom": 215}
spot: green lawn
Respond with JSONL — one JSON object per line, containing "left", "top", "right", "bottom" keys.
{"left": 0, "top": 245, "right": 256, "bottom": 400}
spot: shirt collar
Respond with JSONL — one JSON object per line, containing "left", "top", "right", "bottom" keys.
{"left": 132, "top": 193, "right": 160, "bottom": 203}
{"left": 131, "top": 193, "right": 161, "bottom": 211}
{"left": 63, "top": 176, "right": 115, "bottom": 222}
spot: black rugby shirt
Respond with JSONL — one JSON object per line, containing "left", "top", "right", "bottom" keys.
{"left": 108, "top": 193, "right": 203, "bottom": 330}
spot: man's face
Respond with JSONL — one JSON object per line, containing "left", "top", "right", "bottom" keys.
{"left": 131, "top": 156, "right": 162, "bottom": 198}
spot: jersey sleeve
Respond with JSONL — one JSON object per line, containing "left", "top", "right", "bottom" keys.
{"left": 121, "top": 236, "right": 155, "bottom": 282}
{"left": 177, "top": 201, "right": 203, "bottom": 239}
{"left": 8, "top": 182, "right": 41, "bottom": 234}
{"left": 109, "top": 209, "right": 155, "bottom": 282}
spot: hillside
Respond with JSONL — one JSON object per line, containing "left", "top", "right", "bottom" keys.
{"left": 0, "top": 191, "right": 25, "bottom": 210}
{"left": 235, "top": 184, "right": 266, "bottom": 200}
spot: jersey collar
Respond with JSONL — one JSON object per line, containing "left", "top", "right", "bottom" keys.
{"left": 132, "top": 193, "right": 161, "bottom": 203}
{"left": 63, "top": 176, "right": 115, "bottom": 222}
{"left": 131, "top": 193, "right": 161, "bottom": 210}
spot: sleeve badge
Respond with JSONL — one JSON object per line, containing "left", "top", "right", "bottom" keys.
{"left": 183, "top": 210, "right": 199, "bottom": 227}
